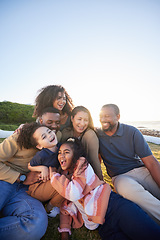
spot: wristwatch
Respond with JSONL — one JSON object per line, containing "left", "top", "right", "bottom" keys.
{"left": 19, "top": 174, "right": 27, "bottom": 182}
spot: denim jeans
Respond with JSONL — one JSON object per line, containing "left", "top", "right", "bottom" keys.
{"left": 98, "top": 191, "right": 160, "bottom": 240}
{"left": 0, "top": 181, "right": 48, "bottom": 240}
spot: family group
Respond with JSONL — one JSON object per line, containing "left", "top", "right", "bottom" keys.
{"left": 0, "top": 84, "right": 160, "bottom": 240}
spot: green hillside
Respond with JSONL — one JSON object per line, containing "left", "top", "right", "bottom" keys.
{"left": 0, "top": 101, "right": 35, "bottom": 130}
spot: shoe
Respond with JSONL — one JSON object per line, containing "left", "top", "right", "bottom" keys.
{"left": 47, "top": 207, "right": 60, "bottom": 217}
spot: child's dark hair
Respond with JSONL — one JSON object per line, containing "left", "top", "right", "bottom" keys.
{"left": 60, "top": 137, "right": 88, "bottom": 174}
{"left": 17, "top": 122, "right": 44, "bottom": 149}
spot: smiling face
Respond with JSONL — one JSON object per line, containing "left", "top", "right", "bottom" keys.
{"left": 58, "top": 143, "right": 73, "bottom": 171}
{"left": 39, "top": 112, "right": 60, "bottom": 132}
{"left": 53, "top": 91, "right": 66, "bottom": 111}
{"left": 33, "top": 126, "right": 57, "bottom": 150}
{"left": 99, "top": 106, "right": 120, "bottom": 135}
{"left": 71, "top": 111, "right": 89, "bottom": 137}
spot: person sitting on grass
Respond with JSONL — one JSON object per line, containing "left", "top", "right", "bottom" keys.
{"left": 96, "top": 104, "right": 160, "bottom": 224}
{"left": 50, "top": 138, "right": 160, "bottom": 240}
{"left": 17, "top": 122, "right": 64, "bottom": 217}
{"left": 0, "top": 107, "right": 63, "bottom": 240}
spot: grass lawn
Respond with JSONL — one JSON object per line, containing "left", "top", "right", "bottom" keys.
{"left": 0, "top": 137, "right": 160, "bottom": 239}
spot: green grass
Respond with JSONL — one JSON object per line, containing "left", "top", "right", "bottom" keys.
{"left": 148, "top": 142, "right": 160, "bottom": 161}
{"left": 0, "top": 137, "right": 160, "bottom": 239}
{"left": 42, "top": 216, "right": 101, "bottom": 240}
{"left": 0, "top": 138, "right": 5, "bottom": 143}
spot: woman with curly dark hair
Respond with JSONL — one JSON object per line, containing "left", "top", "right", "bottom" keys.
{"left": 33, "top": 85, "right": 74, "bottom": 131}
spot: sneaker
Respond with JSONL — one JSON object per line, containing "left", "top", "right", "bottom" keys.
{"left": 47, "top": 207, "right": 60, "bottom": 217}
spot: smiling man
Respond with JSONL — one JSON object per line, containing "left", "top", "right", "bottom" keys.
{"left": 38, "top": 107, "right": 61, "bottom": 141}
{"left": 96, "top": 104, "right": 160, "bottom": 225}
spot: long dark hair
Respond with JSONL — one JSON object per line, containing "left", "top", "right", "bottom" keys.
{"left": 33, "top": 85, "right": 74, "bottom": 117}
{"left": 59, "top": 138, "right": 88, "bottom": 175}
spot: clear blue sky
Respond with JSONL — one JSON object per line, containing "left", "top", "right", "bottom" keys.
{"left": 0, "top": 0, "right": 160, "bottom": 126}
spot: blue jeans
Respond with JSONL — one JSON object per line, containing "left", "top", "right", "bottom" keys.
{"left": 0, "top": 181, "right": 48, "bottom": 240}
{"left": 98, "top": 191, "right": 160, "bottom": 240}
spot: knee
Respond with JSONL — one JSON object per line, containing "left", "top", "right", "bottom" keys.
{"left": 0, "top": 202, "right": 48, "bottom": 240}
{"left": 114, "top": 176, "right": 135, "bottom": 197}
{"left": 17, "top": 195, "right": 48, "bottom": 239}
{"left": 1, "top": 190, "right": 48, "bottom": 240}
{"left": 17, "top": 207, "right": 48, "bottom": 240}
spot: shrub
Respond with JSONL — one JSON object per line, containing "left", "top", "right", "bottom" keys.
{"left": 0, "top": 101, "right": 35, "bottom": 125}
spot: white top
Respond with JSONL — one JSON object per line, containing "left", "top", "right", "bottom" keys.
{"left": 74, "top": 200, "right": 99, "bottom": 230}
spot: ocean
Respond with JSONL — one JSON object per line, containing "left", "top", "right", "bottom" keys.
{"left": 124, "top": 121, "right": 160, "bottom": 131}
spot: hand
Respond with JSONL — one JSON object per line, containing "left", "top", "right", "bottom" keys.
{"left": 41, "top": 166, "right": 49, "bottom": 182}
{"left": 23, "top": 171, "right": 41, "bottom": 185}
{"left": 13, "top": 124, "right": 24, "bottom": 134}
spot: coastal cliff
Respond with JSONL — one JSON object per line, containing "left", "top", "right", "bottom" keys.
{"left": 139, "top": 129, "right": 160, "bottom": 138}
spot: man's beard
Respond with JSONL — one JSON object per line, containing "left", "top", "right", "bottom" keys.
{"left": 103, "top": 122, "right": 116, "bottom": 132}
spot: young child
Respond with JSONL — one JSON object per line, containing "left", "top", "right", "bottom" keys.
{"left": 17, "top": 122, "right": 64, "bottom": 217}
{"left": 50, "top": 138, "right": 160, "bottom": 240}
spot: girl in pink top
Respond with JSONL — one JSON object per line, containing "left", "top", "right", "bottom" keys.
{"left": 50, "top": 138, "right": 160, "bottom": 240}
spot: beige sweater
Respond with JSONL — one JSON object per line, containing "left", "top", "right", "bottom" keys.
{"left": 0, "top": 132, "right": 38, "bottom": 184}
{"left": 0, "top": 130, "right": 62, "bottom": 184}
